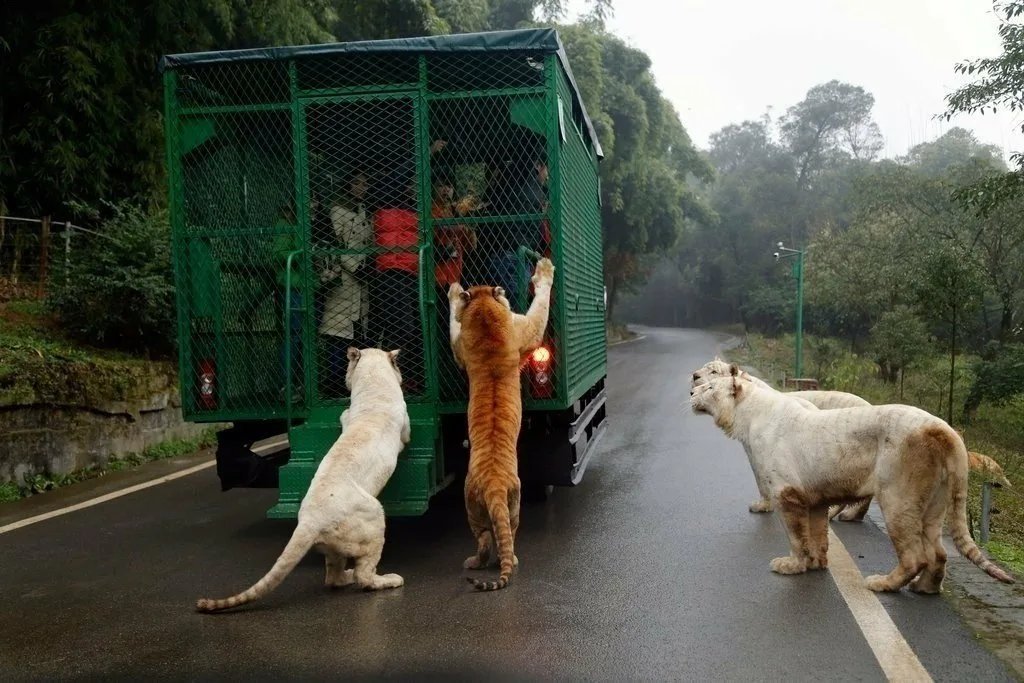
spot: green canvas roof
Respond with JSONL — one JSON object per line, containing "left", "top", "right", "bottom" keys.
{"left": 160, "top": 28, "right": 602, "bottom": 158}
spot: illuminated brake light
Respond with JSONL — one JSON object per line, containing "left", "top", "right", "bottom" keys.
{"left": 528, "top": 344, "right": 554, "bottom": 398}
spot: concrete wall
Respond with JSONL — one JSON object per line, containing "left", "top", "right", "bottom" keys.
{"left": 0, "top": 365, "right": 213, "bottom": 484}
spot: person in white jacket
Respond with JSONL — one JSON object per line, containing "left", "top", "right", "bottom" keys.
{"left": 319, "top": 171, "right": 372, "bottom": 397}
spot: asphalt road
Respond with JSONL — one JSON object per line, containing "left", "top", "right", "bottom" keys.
{"left": 0, "top": 327, "right": 1016, "bottom": 681}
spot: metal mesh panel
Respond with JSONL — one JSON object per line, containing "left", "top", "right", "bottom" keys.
{"left": 176, "top": 62, "right": 290, "bottom": 107}
{"left": 297, "top": 54, "right": 419, "bottom": 92}
{"left": 427, "top": 53, "right": 546, "bottom": 92}
{"left": 306, "top": 96, "right": 426, "bottom": 401}
{"left": 426, "top": 93, "right": 555, "bottom": 402}
{"left": 555, "top": 71, "right": 606, "bottom": 397}
{"left": 174, "top": 104, "right": 300, "bottom": 418}
{"left": 165, "top": 46, "right": 603, "bottom": 420}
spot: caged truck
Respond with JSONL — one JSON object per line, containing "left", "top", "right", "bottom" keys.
{"left": 160, "top": 28, "right": 608, "bottom": 517}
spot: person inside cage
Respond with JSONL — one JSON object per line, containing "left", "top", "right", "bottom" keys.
{"left": 431, "top": 169, "right": 481, "bottom": 338}
{"left": 365, "top": 140, "right": 461, "bottom": 393}
{"left": 473, "top": 150, "right": 550, "bottom": 308}
{"left": 318, "top": 169, "right": 372, "bottom": 398}
{"left": 370, "top": 170, "right": 424, "bottom": 393}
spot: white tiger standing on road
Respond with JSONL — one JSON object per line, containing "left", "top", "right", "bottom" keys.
{"left": 196, "top": 347, "right": 410, "bottom": 612}
{"left": 689, "top": 367, "right": 1014, "bottom": 592}
{"left": 690, "top": 357, "right": 869, "bottom": 516}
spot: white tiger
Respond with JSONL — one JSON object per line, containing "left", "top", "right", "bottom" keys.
{"left": 196, "top": 348, "right": 410, "bottom": 612}
{"left": 689, "top": 368, "right": 1014, "bottom": 592}
{"left": 690, "top": 357, "right": 869, "bottom": 517}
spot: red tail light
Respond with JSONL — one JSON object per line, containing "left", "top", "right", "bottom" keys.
{"left": 527, "top": 344, "right": 554, "bottom": 398}
{"left": 198, "top": 358, "right": 217, "bottom": 409}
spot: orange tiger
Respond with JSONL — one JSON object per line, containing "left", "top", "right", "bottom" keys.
{"left": 447, "top": 258, "right": 555, "bottom": 590}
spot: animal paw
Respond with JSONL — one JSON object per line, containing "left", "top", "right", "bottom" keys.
{"left": 513, "top": 554, "right": 519, "bottom": 567}
{"left": 864, "top": 574, "right": 898, "bottom": 592}
{"left": 463, "top": 555, "right": 486, "bottom": 570}
{"left": 448, "top": 282, "right": 466, "bottom": 304}
{"left": 363, "top": 573, "right": 404, "bottom": 590}
{"left": 532, "top": 258, "right": 554, "bottom": 287}
{"left": 770, "top": 556, "right": 808, "bottom": 575}
{"left": 908, "top": 575, "right": 942, "bottom": 595}
{"left": 326, "top": 568, "right": 355, "bottom": 588}
{"left": 836, "top": 508, "right": 865, "bottom": 523}
{"left": 807, "top": 554, "right": 829, "bottom": 570}
{"left": 749, "top": 499, "right": 773, "bottom": 513}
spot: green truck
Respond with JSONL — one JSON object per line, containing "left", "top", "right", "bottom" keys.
{"left": 160, "top": 28, "right": 608, "bottom": 518}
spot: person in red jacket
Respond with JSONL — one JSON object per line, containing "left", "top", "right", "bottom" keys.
{"left": 371, "top": 172, "right": 423, "bottom": 392}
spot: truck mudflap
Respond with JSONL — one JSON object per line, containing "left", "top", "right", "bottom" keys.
{"left": 519, "top": 377, "right": 608, "bottom": 487}
{"left": 214, "top": 421, "right": 291, "bottom": 491}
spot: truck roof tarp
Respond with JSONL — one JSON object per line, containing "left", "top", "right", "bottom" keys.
{"left": 160, "top": 28, "right": 602, "bottom": 158}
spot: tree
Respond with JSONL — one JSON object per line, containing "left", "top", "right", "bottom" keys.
{"left": 781, "top": 80, "right": 882, "bottom": 190}
{"left": 553, "top": 29, "right": 711, "bottom": 320}
{"left": 869, "top": 306, "right": 930, "bottom": 397}
{"left": 901, "top": 127, "right": 1004, "bottom": 176}
{"left": 944, "top": 0, "right": 1024, "bottom": 214}
{"left": 0, "top": 1, "right": 335, "bottom": 216}
{"left": 964, "top": 343, "right": 1024, "bottom": 420}
{"left": 914, "top": 244, "right": 986, "bottom": 424}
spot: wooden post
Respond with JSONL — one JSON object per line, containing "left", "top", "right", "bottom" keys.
{"left": 38, "top": 215, "right": 50, "bottom": 297}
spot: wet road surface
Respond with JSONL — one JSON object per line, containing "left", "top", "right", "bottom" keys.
{"left": 0, "top": 327, "right": 1014, "bottom": 681}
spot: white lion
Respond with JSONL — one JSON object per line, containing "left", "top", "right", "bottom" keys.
{"left": 691, "top": 358, "right": 869, "bottom": 517}
{"left": 689, "top": 368, "right": 1014, "bottom": 592}
{"left": 196, "top": 348, "right": 411, "bottom": 612}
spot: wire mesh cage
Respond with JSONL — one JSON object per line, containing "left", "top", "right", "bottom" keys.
{"left": 163, "top": 29, "right": 605, "bottom": 422}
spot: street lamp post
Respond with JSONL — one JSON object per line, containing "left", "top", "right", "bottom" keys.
{"left": 773, "top": 241, "right": 805, "bottom": 379}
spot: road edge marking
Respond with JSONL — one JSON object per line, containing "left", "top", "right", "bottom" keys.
{"left": 0, "top": 439, "right": 288, "bottom": 535}
{"left": 828, "top": 529, "right": 933, "bottom": 682}
{"left": 608, "top": 334, "right": 646, "bottom": 347}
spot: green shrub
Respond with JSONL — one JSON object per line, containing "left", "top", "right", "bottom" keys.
{"left": 49, "top": 202, "right": 175, "bottom": 356}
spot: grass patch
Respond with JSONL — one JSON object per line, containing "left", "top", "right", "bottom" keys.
{"left": 0, "top": 428, "right": 218, "bottom": 503}
{"left": 730, "top": 332, "right": 1024, "bottom": 562}
{"left": 0, "top": 298, "right": 174, "bottom": 407}
{"left": 985, "top": 541, "right": 1024, "bottom": 577}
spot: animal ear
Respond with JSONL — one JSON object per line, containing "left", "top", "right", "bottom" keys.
{"left": 460, "top": 290, "right": 471, "bottom": 304}
{"left": 731, "top": 376, "right": 743, "bottom": 398}
{"left": 493, "top": 286, "right": 505, "bottom": 300}
{"left": 729, "top": 363, "right": 740, "bottom": 377}
{"left": 388, "top": 349, "right": 400, "bottom": 368}
{"left": 347, "top": 347, "right": 361, "bottom": 363}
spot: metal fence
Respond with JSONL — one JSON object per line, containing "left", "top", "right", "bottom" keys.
{"left": 0, "top": 216, "right": 102, "bottom": 300}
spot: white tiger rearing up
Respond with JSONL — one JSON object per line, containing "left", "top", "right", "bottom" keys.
{"left": 196, "top": 347, "right": 410, "bottom": 612}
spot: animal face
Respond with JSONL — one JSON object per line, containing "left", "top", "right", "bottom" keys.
{"left": 689, "top": 373, "right": 750, "bottom": 434}
{"left": 345, "top": 348, "right": 402, "bottom": 391}
{"left": 690, "top": 357, "right": 732, "bottom": 388}
{"left": 451, "top": 284, "right": 512, "bottom": 322}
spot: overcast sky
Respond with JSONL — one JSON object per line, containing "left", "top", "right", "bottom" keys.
{"left": 565, "top": 0, "right": 1024, "bottom": 161}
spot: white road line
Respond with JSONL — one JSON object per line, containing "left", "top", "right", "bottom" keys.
{"left": 608, "top": 334, "right": 646, "bottom": 347}
{"left": 0, "top": 438, "right": 289, "bottom": 535}
{"left": 828, "top": 529, "right": 933, "bottom": 682}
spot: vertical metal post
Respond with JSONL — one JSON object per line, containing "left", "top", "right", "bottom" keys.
{"left": 980, "top": 481, "right": 992, "bottom": 545}
{"left": 38, "top": 215, "right": 51, "bottom": 297}
{"left": 64, "top": 225, "right": 71, "bottom": 287}
{"left": 794, "top": 250, "right": 804, "bottom": 379}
